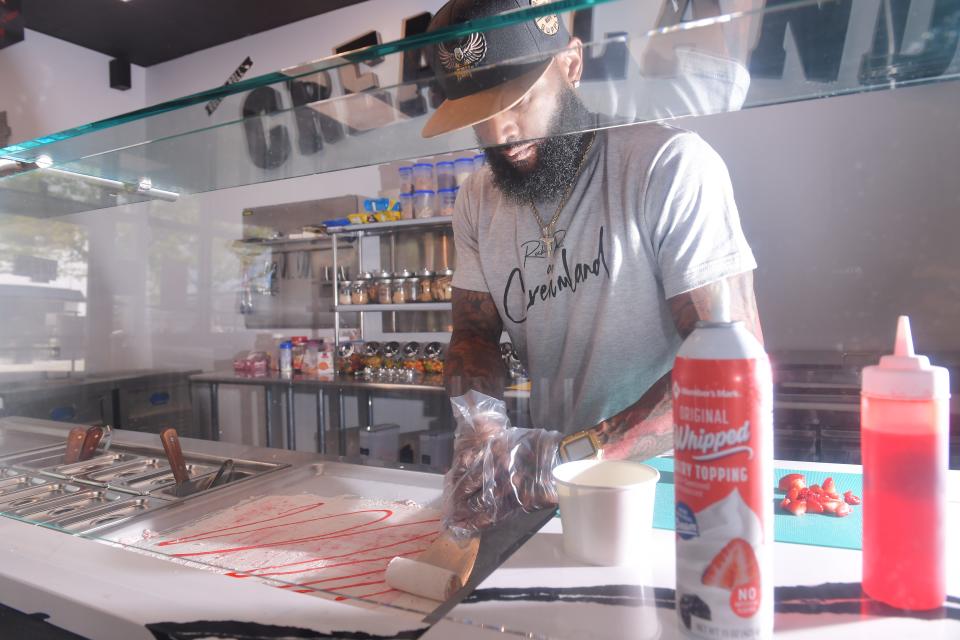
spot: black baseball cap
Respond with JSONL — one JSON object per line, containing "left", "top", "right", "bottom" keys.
{"left": 422, "top": 0, "right": 570, "bottom": 138}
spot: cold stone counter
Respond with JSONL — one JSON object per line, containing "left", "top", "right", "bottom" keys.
{"left": 0, "top": 422, "right": 957, "bottom": 639}
{"left": 0, "top": 421, "right": 546, "bottom": 639}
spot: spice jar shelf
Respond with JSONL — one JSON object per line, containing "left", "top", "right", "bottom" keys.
{"left": 331, "top": 212, "right": 454, "bottom": 349}
{"left": 326, "top": 217, "right": 452, "bottom": 237}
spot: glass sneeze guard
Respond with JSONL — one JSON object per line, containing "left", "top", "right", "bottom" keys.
{"left": 1, "top": 0, "right": 958, "bottom": 217}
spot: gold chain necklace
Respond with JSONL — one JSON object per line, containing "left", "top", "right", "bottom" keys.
{"left": 530, "top": 131, "right": 597, "bottom": 259}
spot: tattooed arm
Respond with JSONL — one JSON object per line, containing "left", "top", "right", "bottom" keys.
{"left": 587, "top": 271, "right": 762, "bottom": 459}
{"left": 444, "top": 287, "right": 507, "bottom": 399}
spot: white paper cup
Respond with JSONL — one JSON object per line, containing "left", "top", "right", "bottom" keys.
{"left": 553, "top": 459, "right": 661, "bottom": 566}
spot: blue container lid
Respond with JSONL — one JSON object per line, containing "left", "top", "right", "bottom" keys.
{"left": 438, "top": 188, "right": 459, "bottom": 194}
{"left": 399, "top": 191, "right": 414, "bottom": 197}
{"left": 435, "top": 160, "right": 455, "bottom": 167}
{"left": 414, "top": 189, "right": 436, "bottom": 195}
{"left": 454, "top": 157, "right": 474, "bottom": 165}
{"left": 413, "top": 162, "right": 433, "bottom": 168}
{"left": 473, "top": 153, "right": 485, "bottom": 159}
{"left": 398, "top": 165, "right": 413, "bottom": 173}
{"left": 280, "top": 341, "right": 293, "bottom": 349}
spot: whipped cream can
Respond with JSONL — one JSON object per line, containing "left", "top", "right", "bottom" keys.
{"left": 672, "top": 285, "right": 773, "bottom": 638}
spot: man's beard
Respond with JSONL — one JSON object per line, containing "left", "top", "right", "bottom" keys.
{"left": 483, "top": 87, "right": 594, "bottom": 206}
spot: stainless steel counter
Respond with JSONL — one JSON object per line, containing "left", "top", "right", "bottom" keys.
{"left": 188, "top": 371, "right": 450, "bottom": 455}
{"left": 0, "top": 416, "right": 553, "bottom": 633}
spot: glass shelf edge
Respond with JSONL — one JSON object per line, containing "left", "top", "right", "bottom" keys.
{"left": 0, "top": 0, "right": 617, "bottom": 159}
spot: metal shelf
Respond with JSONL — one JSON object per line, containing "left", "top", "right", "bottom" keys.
{"left": 232, "top": 236, "right": 343, "bottom": 252}
{"left": 326, "top": 217, "right": 453, "bottom": 237}
{"left": 334, "top": 302, "right": 451, "bottom": 312}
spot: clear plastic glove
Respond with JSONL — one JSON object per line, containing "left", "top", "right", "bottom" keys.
{"left": 442, "top": 390, "right": 563, "bottom": 536}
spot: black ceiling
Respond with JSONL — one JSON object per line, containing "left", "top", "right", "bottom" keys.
{"left": 21, "top": 0, "right": 371, "bottom": 67}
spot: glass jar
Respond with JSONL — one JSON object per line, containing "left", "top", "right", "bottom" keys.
{"left": 337, "top": 342, "right": 363, "bottom": 375}
{"left": 433, "top": 268, "right": 454, "bottom": 301}
{"left": 402, "top": 341, "right": 424, "bottom": 372}
{"left": 413, "top": 162, "right": 434, "bottom": 191}
{"left": 404, "top": 275, "right": 420, "bottom": 302}
{"left": 303, "top": 340, "right": 320, "bottom": 374}
{"left": 355, "top": 272, "right": 374, "bottom": 304}
{"left": 338, "top": 280, "right": 352, "bottom": 305}
{"left": 454, "top": 157, "right": 474, "bottom": 186}
{"left": 423, "top": 341, "right": 445, "bottom": 375}
{"left": 371, "top": 270, "right": 390, "bottom": 302}
{"left": 416, "top": 268, "right": 434, "bottom": 302}
{"left": 391, "top": 277, "right": 408, "bottom": 304}
{"left": 350, "top": 280, "right": 368, "bottom": 305}
{"left": 376, "top": 275, "right": 393, "bottom": 305}
{"left": 438, "top": 188, "right": 457, "bottom": 216}
{"left": 413, "top": 190, "right": 436, "bottom": 219}
{"left": 399, "top": 192, "right": 414, "bottom": 220}
{"left": 435, "top": 161, "right": 456, "bottom": 190}
{"left": 382, "top": 341, "right": 401, "bottom": 369}
{"left": 362, "top": 341, "right": 383, "bottom": 370}
{"left": 398, "top": 165, "right": 414, "bottom": 193}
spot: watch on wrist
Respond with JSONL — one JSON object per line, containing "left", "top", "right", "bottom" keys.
{"left": 558, "top": 429, "right": 602, "bottom": 463}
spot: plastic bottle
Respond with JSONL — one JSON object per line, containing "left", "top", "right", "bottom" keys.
{"left": 279, "top": 341, "right": 293, "bottom": 376}
{"left": 861, "top": 316, "right": 949, "bottom": 610}
{"left": 673, "top": 280, "right": 773, "bottom": 638}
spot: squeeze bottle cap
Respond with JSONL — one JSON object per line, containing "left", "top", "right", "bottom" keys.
{"left": 861, "top": 316, "right": 950, "bottom": 400}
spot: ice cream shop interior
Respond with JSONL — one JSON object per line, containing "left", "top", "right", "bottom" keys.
{"left": 0, "top": 0, "right": 957, "bottom": 638}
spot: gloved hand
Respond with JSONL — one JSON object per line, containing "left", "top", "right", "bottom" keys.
{"left": 442, "top": 390, "right": 563, "bottom": 536}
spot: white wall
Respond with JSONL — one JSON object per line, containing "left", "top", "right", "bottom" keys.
{"left": 0, "top": 29, "right": 146, "bottom": 146}
{"left": 687, "top": 79, "right": 960, "bottom": 357}
{"left": 145, "top": 0, "right": 445, "bottom": 106}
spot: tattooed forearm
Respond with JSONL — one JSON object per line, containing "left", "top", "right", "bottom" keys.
{"left": 589, "top": 371, "right": 675, "bottom": 460}
{"left": 667, "top": 271, "right": 763, "bottom": 342}
{"left": 584, "top": 272, "right": 763, "bottom": 459}
{"left": 444, "top": 287, "right": 507, "bottom": 398}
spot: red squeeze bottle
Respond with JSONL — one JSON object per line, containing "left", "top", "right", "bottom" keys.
{"left": 861, "top": 316, "right": 950, "bottom": 610}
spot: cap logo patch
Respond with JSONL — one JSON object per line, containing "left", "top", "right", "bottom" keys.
{"left": 530, "top": 0, "right": 560, "bottom": 35}
{"left": 438, "top": 32, "right": 487, "bottom": 81}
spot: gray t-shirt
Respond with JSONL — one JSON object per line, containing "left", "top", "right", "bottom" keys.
{"left": 452, "top": 123, "right": 757, "bottom": 434}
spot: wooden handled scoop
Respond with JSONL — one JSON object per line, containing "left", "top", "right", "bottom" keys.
{"left": 78, "top": 426, "right": 104, "bottom": 462}
{"left": 63, "top": 427, "right": 87, "bottom": 464}
{"left": 159, "top": 427, "right": 190, "bottom": 486}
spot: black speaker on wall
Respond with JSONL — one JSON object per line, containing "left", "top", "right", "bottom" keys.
{"left": 110, "top": 57, "right": 131, "bottom": 91}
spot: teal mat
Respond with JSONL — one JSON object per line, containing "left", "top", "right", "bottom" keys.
{"left": 642, "top": 457, "right": 864, "bottom": 550}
